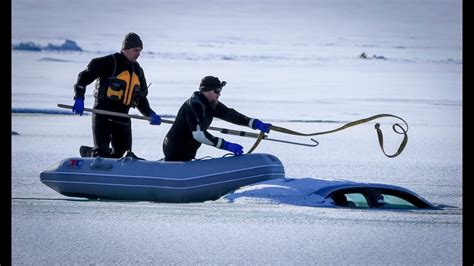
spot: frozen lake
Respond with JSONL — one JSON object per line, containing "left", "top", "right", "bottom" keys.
{"left": 12, "top": 0, "right": 462, "bottom": 264}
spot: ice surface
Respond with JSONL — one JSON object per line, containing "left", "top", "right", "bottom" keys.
{"left": 12, "top": 0, "right": 462, "bottom": 264}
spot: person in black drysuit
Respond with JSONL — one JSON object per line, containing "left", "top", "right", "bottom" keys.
{"left": 71, "top": 32, "right": 162, "bottom": 158}
{"left": 163, "top": 76, "right": 272, "bottom": 161}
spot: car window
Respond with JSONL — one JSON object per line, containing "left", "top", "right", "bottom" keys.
{"left": 345, "top": 193, "right": 370, "bottom": 208}
{"left": 378, "top": 194, "right": 417, "bottom": 209}
{"left": 329, "top": 187, "right": 433, "bottom": 209}
{"left": 375, "top": 188, "right": 433, "bottom": 209}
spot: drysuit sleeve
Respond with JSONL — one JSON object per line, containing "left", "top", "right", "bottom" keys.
{"left": 74, "top": 55, "right": 113, "bottom": 99}
{"left": 135, "top": 67, "right": 155, "bottom": 116}
{"left": 214, "top": 102, "right": 254, "bottom": 128}
{"left": 188, "top": 100, "right": 225, "bottom": 148}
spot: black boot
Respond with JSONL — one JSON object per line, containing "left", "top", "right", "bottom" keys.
{"left": 79, "top": 146, "right": 93, "bottom": 157}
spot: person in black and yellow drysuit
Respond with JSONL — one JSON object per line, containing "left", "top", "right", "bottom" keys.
{"left": 163, "top": 76, "right": 272, "bottom": 161}
{"left": 71, "top": 32, "right": 161, "bottom": 158}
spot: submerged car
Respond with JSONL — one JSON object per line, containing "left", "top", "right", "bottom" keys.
{"left": 307, "top": 179, "right": 435, "bottom": 209}
{"left": 224, "top": 177, "right": 437, "bottom": 209}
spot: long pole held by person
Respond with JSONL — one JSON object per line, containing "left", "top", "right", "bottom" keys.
{"left": 58, "top": 104, "right": 408, "bottom": 157}
{"left": 58, "top": 104, "right": 319, "bottom": 149}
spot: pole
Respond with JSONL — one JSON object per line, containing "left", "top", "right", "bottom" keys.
{"left": 57, "top": 104, "right": 318, "bottom": 147}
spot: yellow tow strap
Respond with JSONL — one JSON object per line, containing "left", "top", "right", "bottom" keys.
{"left": 247, "top": 132, "right": 266, "bottom": 154}
{"left": 248, "top": 114, "right": 409, "bottom": 158}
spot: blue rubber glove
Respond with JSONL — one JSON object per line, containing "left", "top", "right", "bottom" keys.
{"left": 72, "top": 98, "right": 84, "bottom": 116}
{"left": 149, "top": 113, "right": 161, "bottom": 125}
{"left": 253, "top": 119, "right": 272, "bottom": 133}
{"left": 222, "top": 140, "right": 244, "bottom": 155}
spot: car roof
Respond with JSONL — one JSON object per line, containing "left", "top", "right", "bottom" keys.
{"left": 305, "top": 178, "right": 435, "bottom": 207}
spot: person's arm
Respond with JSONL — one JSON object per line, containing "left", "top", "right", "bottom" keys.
{"left": 214, "top": 102, "right": 252, "bottom": 126}
{"left": 135, "top": 67, "right": 161, "bottom": 125}
{"left": 191, "top": 124, "right": 244, "bottom": 155}
{"left": 135, "top": 97, "right": 160, "bottom": 125}
{"left": 188, "top": 101, "right": 222, "bottom": 147}
{"left": 191, "top": 125, "right": 244, "bottom": 154}
{"left": 187, "top": 101, "right": 243, "bottom": 154}
{"left": 136, "top": 91, "right": 154, "bottom": 117}
{"left": 215, "top": 102, "right": 272, "bottom": 133}
{"left": 74, "top": 55, "right": 112, "bottom": 99}
{"left": 72, "top": 55, "right": 112, "bottom": 115}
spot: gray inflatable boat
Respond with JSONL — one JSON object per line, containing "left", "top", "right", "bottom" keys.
{"left": 40, "top": 153, "right": 285, "bottom": 203}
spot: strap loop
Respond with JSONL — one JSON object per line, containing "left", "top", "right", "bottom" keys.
{"left": 267, "top": 114, "right": 409, "bottom": 158}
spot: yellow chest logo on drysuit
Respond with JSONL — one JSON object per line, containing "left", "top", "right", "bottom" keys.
{"left": 106, "top": 70, "right": 140, "bottom": 106}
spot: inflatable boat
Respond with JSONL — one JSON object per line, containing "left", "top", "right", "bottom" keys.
{"left": 40, "top": 153, "right": 285, "bottom": 203}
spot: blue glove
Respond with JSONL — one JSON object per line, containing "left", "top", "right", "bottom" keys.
{"left": 72, "top": 98, "right": 84, "bottom": 116}
{"left": 222, "top": 140, "right": 244, "bottom": 155}
{"left": 149, "top": 113, "right": 161, "bottom": 125}
{"left": 253, "top": 119, "right": 272, "bottom": 133}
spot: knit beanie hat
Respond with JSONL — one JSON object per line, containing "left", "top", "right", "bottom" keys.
{"left": 199, "top": 76, "right": 227, "bottom": 91}
{"left": 122, "top": 32, "right": 143, "bottom": 50}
